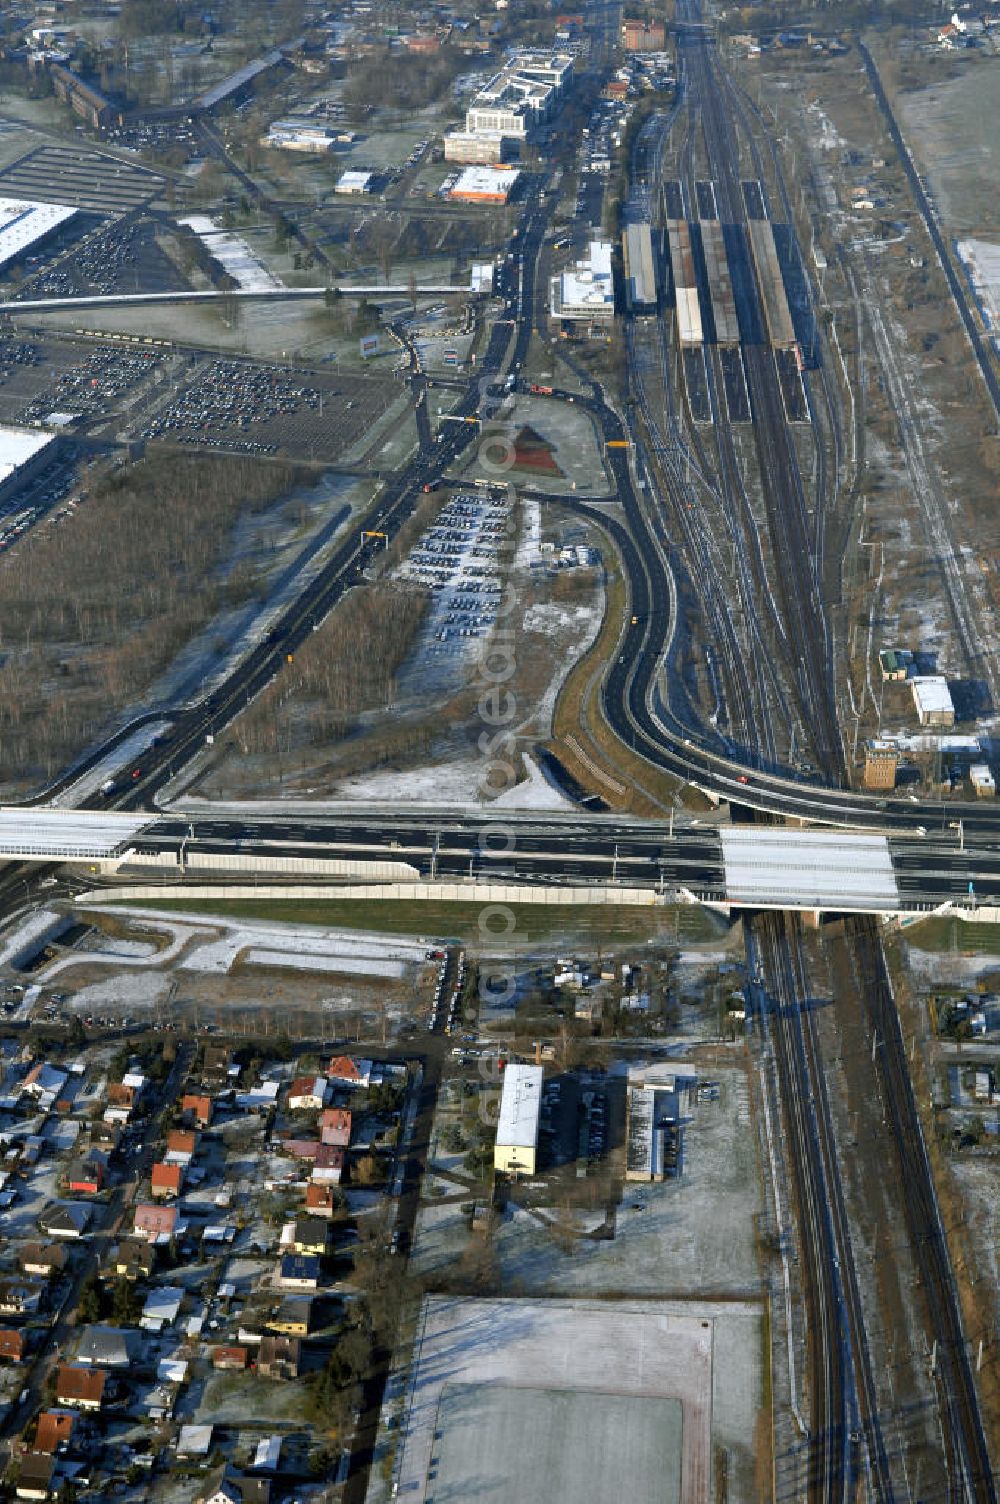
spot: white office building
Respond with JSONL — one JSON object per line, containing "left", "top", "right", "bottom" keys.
{"left": 550, "top": 239, "right": 616, "bottom": 326}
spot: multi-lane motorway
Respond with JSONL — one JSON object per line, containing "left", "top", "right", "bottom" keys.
{"left": 129, "top": 809, "right": 1000, "bottom": 913}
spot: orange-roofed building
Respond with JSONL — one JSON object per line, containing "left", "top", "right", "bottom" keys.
{"left": 133, "top": 1203, "right": 178, "bottom": 1243}
{"left": 34, "top": 1411, "right": 75, "bottom": 1454}
{"left": 320, "top": 1108, "right": 351, "bottom": 1148}
{"left": 304, "top": 1183, "right": 338, "bottom": 1218}
{"left": 180, "top": 1095, "right": 213, "bottom": 1128}
{"left": 164, "top": 1130, "right": 197, "bottom": 1165}
{"left": 327, "top": 1056, "right": 372, "bottom": 1087}
{"left": 150, "top": 1163, "right": 182, "bottom": 1199}
{"left": 55, "top": 1366, "right": 106, "bottom": 1411}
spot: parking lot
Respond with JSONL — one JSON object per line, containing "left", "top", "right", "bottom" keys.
{"left": 17, "top": 217, "right": 187, "bottom": 300}
{"left": 395, "top": 487, "right": 511, "bottom": 695}
{"left": 138, "top": 356, "right": 401, "bottom": 460}
{"left": 0, "top": 451, "right": 78, "bottom": 553}
{"left": 0, "top": 334, "right": 82, "bottom": 425}
{"left": 18, "top": 343, "right": 165, "bottom": 425}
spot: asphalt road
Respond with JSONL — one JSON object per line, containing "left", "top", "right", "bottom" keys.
{"left": 132, "top": 812, "right": 1000, "bottom": 910}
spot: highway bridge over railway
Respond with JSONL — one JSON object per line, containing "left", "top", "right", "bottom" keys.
{"left": 3, "top": 808, "right": 998, "bottom": 920}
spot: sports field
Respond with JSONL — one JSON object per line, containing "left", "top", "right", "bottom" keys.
{"left": 432, "top": 1382, "right": 682, "bottom": 1504}
{"left": 392, "top": 1297, "right": 711, "bottom": 1504}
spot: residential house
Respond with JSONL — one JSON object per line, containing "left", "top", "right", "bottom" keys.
{"left": 268, "top": 1296, "right": 312, "bottom": 1337}
{"left": 177, "top": 1424, "right": 215, "bottom": 1458}
{"left": 18, "top": 1244, "right": 65, "bottom": 1280}
{"left": 256, "top": 1335, "right": 300, "bottom": 1380}
{"left": 236, "top": 1081, "right": 280, "bottom": 1113}
{"left": 164, "top": 1129, "right": 197, "bottom": 1166}
{"left": 33, "top": 1411, "right": 75, "bottom": 1454}
{"left": 212, "top": 1345, "right": 248, "bottom": 1372}
{"left": 104, "top": 1081, "right": 139, "bottom": 1125}
{"left": 76, "top": 1325, "right": 135, "bottom": 1368}
{"left": 202, "top": 1046, "right": 235, "bottom": 1086}
{"left": 319, "top": 1107, "right": 351, "bottom": 1148}
{"left": 133, "top": 1203, "right": 179, "bottom": 1244}
{"left": 66, "top": 1156, "right": 105, "bottom": 1195}
{"left": 14, "top": 1453, "right": 54, "bottom": 1501}
{"left": 311, "top": 1145, "right": 345, "bottom": 1185}
{"left": 180, "top": 1094, "right": 213, "bottom": 1128}
{"left": 196, "top": 1465, "right": 270, "bottom": 1504}
{"left": 327, "top": 1055, "right": 372, "bottom": 1088}
{"left": 88, "top": 1122, "right": 121, "bottom": 1156}
{"left": 282, "top": 1138, "right": 321, "bottom": 1163}
{"left": 292, "top": 1217, "right": 328, "bottom": 1256}
{"left": 55, "top": 1365, "right": 107, "bottom": 1410}
{"left": 141, "top": 1286, "right": 183, "bottom": 1332}
{"left": 0, "top": 1282, "right": 42, "bottom": 1318}
{"left": 39, "top": 1203, "right": 91, "bottom": 1240}
{"left": 879, "top": 647, "right": 913, "bottom": 682}
{"left": 304, "top": 1183, "right": 338, "bottom": 1219}
{"left": 21, "top": 1063, "right": 68, "bottom": 1103}
{"left": 109, "top": 1238, "right": 156, "bottom": 1281}
{"left": 277, "top": 1253, "right": 320, "bottom": 1291}
{"left": 151, "top": 1163, "right": 183, "bottom": 1199}
{"left": 0, "top": 1328, "right": 24, "bottom": 1362}
{"left": 287, "top": 1076, "right": 327, "bottom": 1111}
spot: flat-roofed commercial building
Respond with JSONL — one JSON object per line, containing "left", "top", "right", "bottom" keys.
{"left": 446, "top": 50, "right": 573, "bottom": 161}
{"left": 0, "top": 197, "right": 76, "bottom": 272}
{"left": 265, "top": 119, "right": 339, "bottom": 152}
{"left": 625, "top": 1068, "right": 691, "bottom": 1182}
{"left": 551, "top": 239, "right": 616, "bottom": 328}
{"left": 443, "top": 132, "right": 512, "bottom": 164}
{"left": 0, "top": 424, "right": 56, "bottom": 507}
{"left": 336, "top": 170, "right": 374, "bottom": 195}
{"left": 621, "top": 18, "right": 667, "bottom": 49}
{"left": 911, "top": 675, "right": 955, "bottom": 728}
{"left": 448, "top": 166, "right": 521, "bottom": 203}
{"left": 494, "top": 1064, "right": 543, "bottom": 1177}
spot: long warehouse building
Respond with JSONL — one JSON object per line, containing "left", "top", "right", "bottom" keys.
{"left": 746, "top": 219, "right": 796, "bottom": 349}
{"left": 494, "top": 1063, "right": 544, "bottom": 1178}
{"left": 666, "top": 218, "right": 703, "bottom": 348}
{"left": 622, "top": 221, "right": 657, "bottom": 312}
{"left": 699, "top": 219, "right": 740, "bottom": 344}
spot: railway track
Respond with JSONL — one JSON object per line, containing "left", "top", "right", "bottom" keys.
{"left": 846, "top": 914, "right": 998, "bottom": 1503}
{"left": 627, "top": 8, "right": 997, "bottom": 1498}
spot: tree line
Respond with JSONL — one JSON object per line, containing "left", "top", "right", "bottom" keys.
{"left": 0, "top": 453, "right": 297, "bottom": 788}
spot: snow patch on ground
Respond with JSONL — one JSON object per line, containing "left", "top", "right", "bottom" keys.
{"left": 65, "top": 972, "right": 175, "bottom": 1011}
{"left": 179, "top": 216, "right": 284, "bottom": 292}
{"left": 807, "top": 100, "right": 846, "bottom": 150}
{"left": 170, "top": 916, "right": 428, "bottom": 976}
{"left": 957, "top": 237, "right": 1000, "bottom": 335}
{"left": 492, "top": 751, "right": 573, "bottom": 810}
{"left": 0, "top": 909, "right": 63, "bottom": 968}
{"left": 332, "top": 750, "right": 573, "bottom": 810}
{"left": 515, "top": 493, "right": 541, "bottom": 569}
{"left": 522, "top": 601, "right": 597, "bottom": 635}
{"left": 241, "top": 947, "right": 408, "bottom": 979}
{"left": 332, "top": 758, "right": 487, "bottom": 806}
